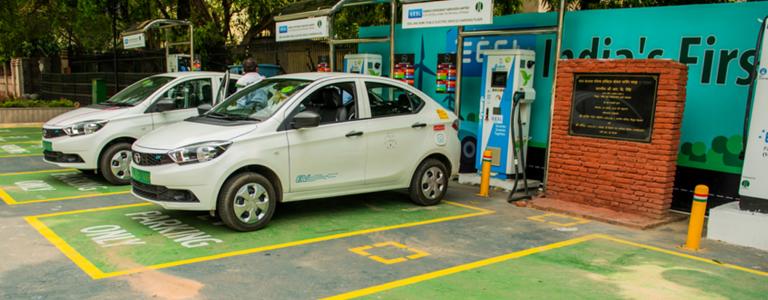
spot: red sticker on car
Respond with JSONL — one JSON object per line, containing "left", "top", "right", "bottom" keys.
{"left": 433, "top": 124, "right": 445, "bottom": 131}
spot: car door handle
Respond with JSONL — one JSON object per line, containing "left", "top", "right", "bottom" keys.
{"left": 345, "top": 131, "right": 364, "bottom": 137}
{"left": 411, "top": 122, "right": 427, "bottom": 128}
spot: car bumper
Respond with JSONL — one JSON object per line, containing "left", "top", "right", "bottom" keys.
{"left": 41, "top": 134, "right": 99, "bottom": 169}
{"left": 130, "top": 157, "right": 223, "bottom": 211}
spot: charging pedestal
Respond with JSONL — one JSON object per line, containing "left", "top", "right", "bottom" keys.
{"left": 343, "top": 53, "right": 382, "bottom": 76}
{"left": 167, "top": 54, "right": 191, "bottom": 72}
{"left": 707, "top": 18, "right": 768, "bottom": 250}
{"left": 459, "top": 49, "right": 539, "bottom": 192}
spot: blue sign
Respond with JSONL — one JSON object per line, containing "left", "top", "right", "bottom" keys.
{"left": 279, "top": 26, "right": 288, "bottom": 33}
{"left": 408, "top": 9, "right": 423, "bottom": 19}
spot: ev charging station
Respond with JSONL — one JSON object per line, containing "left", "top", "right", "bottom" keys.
{"left": 475, "top": 50, "right": 536, "bottom": 179}
{"left": 707, "top": 16, "right": 768, "bottom": 251}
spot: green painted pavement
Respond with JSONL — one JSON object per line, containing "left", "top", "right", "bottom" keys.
{"left": 360, "top": 239, "right": 768, "bottom": 299}
{"left": 36, "top": 198, "right": 483, "bottom": 275}
{"left": 0, "top": 170, "right": 129, "bottom": 204}
{"left": 0, "top": 127, "right": 41, "bottom": 135}
{"left": 0, "top": 132, "right": 42, "bottom": 143}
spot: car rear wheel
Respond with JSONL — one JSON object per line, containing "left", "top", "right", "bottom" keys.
{"left": 217, "top": 172, "right": 277, "bottom": 232}
{"left": 99, "top": 142, "right": 132, "bottom": 185}
{"left": 409, "top": 158, "right": 449, "bottom": 206}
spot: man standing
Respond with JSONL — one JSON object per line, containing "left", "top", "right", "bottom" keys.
{"left": 235, "top": 58, "right": 265, "bottom": 91}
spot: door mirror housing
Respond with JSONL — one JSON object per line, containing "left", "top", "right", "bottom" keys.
{"left": 291, "top": 111, "right": 321, "bottom": 129}
{"left": 154, "top": 98, "right": 176, "bottom": 112}
{"left": 197, "top": 104, "right": 212, "bottom": 115}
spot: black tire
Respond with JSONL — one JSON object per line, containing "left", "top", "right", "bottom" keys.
{"left": 78, "top": 169, "right": 97, "bottom": 176}
{"left": 217, "top": 172, "right": 277, "bottom": 232}
{"left": 409, "top": 158, "right": 449, "bottom": 206}
{"left": 98, "top": 142, "right": 132, "bottom": 185}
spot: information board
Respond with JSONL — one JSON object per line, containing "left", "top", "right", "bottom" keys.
{"left": 569, "top": 73, "right": 659, "bottom": 142}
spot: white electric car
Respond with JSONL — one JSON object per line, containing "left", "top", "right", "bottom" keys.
{"left": 130, "top": 73, "right": 460, "bottom": 231}
{"left": 42, "top": 72, "right": 240, "bottom": 185}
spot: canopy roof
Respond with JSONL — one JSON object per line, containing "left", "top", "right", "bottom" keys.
{"left": 122, "top": 19, "right": 191, "bottom": 36}
{"left": 275, "top": 0, "right": 391, "bottom": 22}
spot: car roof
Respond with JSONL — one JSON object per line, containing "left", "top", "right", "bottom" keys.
{"left": 270, "top": 72, "right": 396, "bottom": 82}
{"left": 153, "top": 72, "right": 242, "bottom": 78}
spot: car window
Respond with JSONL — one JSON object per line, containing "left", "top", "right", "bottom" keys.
{"left": 209, "top": 78, "right": 311, "bottom": 121}
{"left": 161, "top": 78, "right": 213, "bottom": 110}
{"left": 292, "top": 82, "right": 357, "bottom": 125}
{"left": 365, "top": 82, "right": 424, "bottom": 118}
{"left": 226, "top": 78, "right": 239, "bottom": 97}
{"left": 104, "top": 76, "right": 174, "bottom": 106}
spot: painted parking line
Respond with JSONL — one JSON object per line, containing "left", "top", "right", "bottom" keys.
{"left": 25, "top": 199, "right": 494, "bottom": 279}
{"left": 0, "top": 169, "right": 130, "bottom": 205}
{"left": 0, "top": 141, "right": 42, "bottom": 158}
{"left": 349, "top": 241, "right": 430, "bottom": 265}
{"left": 324, "top": 234, "right": 768, "bottom": 299}
{"left": 527, "top": 212, "right": 590, "bottom": 227}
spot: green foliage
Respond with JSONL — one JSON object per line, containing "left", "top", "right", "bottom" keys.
{"left": 0, "top": 98, "right": 77, "bottom": 108}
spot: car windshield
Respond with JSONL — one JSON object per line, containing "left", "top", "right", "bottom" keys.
{"left": 104, "top": 76, "right": 175, "bottom": 106}
{"left": 207, "top": 78, "right": 311, "bottom": 120}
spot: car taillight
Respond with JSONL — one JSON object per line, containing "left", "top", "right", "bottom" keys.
{"left": 451, "top": 119, "right": 459, "bottom": 131}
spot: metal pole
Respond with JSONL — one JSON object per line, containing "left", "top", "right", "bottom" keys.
{"left": 329, "top": 17, "right": 335, "bottom": 72}
{"left": 542, "top": 0, "right": 567, "bottom": 192}
{"left": 454, "top": 26, "right": 464, "bottom": 115}
{"left": 165, "top": 29, "right": 170, "bottom": 72}
{"left": 112, "top": 3, "right": 119, "bottom": 91}
{"left": 189, "top": 23, "right": 194, "bottom": 69}
{"left": 389, "top": 0, "right": 396, "bottom": 78}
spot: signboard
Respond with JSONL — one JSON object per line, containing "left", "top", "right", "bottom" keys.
{"left": 569, "top": 73, "right": 659, "bottom": 142}
{"left": 436, "top": 53, "right": 457, "bottom": 93}
{"left": 275, "top": 16, "right": 329, "bottom": 42}
{"left": 393, "top": 54, "right": 415, "bottom": 85}
{"left": 402, "top": 0, "right": 492, "bottom": 29}
{"left": 122, "top": 33, "right": 145, "bottom": 49}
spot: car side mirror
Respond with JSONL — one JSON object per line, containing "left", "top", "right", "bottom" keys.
{"left": 197, "top": 104, "right": 212, "bottom": 115}
{"left": 291, "top": 111, "right": 321, "bottom": 129}
{"left": 154, "top": 98, "right": 176, "bottom": 112}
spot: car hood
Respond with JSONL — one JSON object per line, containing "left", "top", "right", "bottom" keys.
{"left": 44, "top": 106, "right": 131, "bottom": 127}
{"left": 136, "top": 120, "right": 255, "bottom": 151}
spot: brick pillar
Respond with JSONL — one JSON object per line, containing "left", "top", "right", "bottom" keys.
{"left": 547, "top": 59, "right": 688, "bottom": 219}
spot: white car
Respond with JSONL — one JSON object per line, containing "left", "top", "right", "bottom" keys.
{"left": 130, "top": 73, "right": 460, "bottom": 231}
{"left": 42, "top": 72, "right": 241, "bottom": 185}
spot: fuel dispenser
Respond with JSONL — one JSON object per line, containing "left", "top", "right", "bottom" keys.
{"left": 475, "top": 49, "right": 536, "bottom": 187}
{"left": 740, "top": 17, "right": 768, "bottom": 213}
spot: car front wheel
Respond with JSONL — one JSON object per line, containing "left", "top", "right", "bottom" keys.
{"left": 409, "top": 158, "right": 449, "bottom": 206}
{"left": 99, "top": 142, "right": 132, "bottom": 185}
{"left": 217, "top": 172, "right": 277, "bottom": 232}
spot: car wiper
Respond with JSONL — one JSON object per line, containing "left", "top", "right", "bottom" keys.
{"left": 205, "top": 112, "right": 259, "bottom": 121}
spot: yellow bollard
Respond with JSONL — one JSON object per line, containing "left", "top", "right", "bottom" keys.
{"left": 478, "top": 150, "right": 492, "bottom": 197}
{"left": 683, "top": 184, "right": 709, "bottom": 251}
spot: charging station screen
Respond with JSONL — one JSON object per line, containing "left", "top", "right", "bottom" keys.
{"left": 491, "top": 72, "right": 507, "bottom": 88}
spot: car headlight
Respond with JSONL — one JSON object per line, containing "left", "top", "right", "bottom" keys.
{"left": 168, "top": 141, "right": 232, "bottom": 165}
{"left": 63, "top": 120, "right": 108, "bottom": 136}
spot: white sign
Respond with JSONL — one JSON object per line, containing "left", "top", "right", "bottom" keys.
{"left": 123, "top": 33, "right": 146, "bottom": 49}
{"left": 402, "top": 0, "right": 493, "bottom": 29}
{"left": 275, "top": 16, "right": 330, "bottom": 42}
{"left": 740, "top": 21, "right": 768, "bottom": 202}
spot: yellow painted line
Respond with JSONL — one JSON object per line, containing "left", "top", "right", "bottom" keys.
{"left": 369, "top": 256, "right": 407, "bottom": 265}
{"left": 6, "top": 191, "right": 131, "bottom": 206}
{"left": 0, "top": 153, "right": 41, "bottom": 158}
{"left": 0, "top": 168, "right": 77, "bottom": 176}
{"left": 33, "top": 202, "right": 153, "bottom": 218}
{"left": 0, "top": 186, "right": 17, "bottom": 205}
{"left": 0, "top": 123, "right": 42, "bottom": 128}
{"left": 0, "top": 140, "right": 41, "bottom": 145}
{"left": 25, "top": 216, "right": 109, "bottom": 279}
{"left": 324, "top": 234, "right": 601, "bottom": 300}
{"left": 596, "top": 234, "right": 768, "bottom": 277}
{"left": 29, "top": 200, "right": 494, "bottom": 279}
{"left": 324, "top": 233, "right": 768, "bottom": 299}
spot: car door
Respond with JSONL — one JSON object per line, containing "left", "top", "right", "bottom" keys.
{"left": 285, "top": 80, "right": 367, "bottom": 193}
{"left": 362, "top": 80, "right": 431, "bottom": 186}
{"left": 150, "top": 77, "right": 214, "bottom": 128}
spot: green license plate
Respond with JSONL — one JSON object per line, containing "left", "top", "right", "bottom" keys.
{"left": 131, "top": 167, "right": 150, "bottom": 184}
{"left": 42, "top": 140, "right": 53, "bottom": 151}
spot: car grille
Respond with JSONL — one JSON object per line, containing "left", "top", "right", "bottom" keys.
{"left": 43, "top": 128, "right": 66, "bottom": 138}
{"left": 131, "top": 180, "right": 198, "bottom": 202}
{"left": 132, "top": 151, "right": 174, "bottom": 166}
